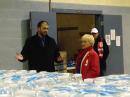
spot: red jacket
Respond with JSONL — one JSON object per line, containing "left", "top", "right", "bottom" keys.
{"left": 76, "top": 47, "right": 100, "bottom": 80}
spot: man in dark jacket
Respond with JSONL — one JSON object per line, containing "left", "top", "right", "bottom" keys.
{"left": 16, "top": 21, "right": 62, "bottom": 72}
{"left": 91, "top": 28, "right": 109, "bottom": 76}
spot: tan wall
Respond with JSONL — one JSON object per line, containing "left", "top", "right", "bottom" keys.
{"left": 0, "top": 0, "right": 49, "bottom": 69}
{"left": 52, "top": 0, "right": 130, "bottom": 7}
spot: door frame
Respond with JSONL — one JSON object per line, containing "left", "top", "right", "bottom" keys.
{"left": 51, "top": 8, "right": 104, "bottom": 37}
{"left": 51, "top": 9, "right": 124, "bottom": 75}
{"left": 51, "top": 8, "right": 102, "bottom": 14}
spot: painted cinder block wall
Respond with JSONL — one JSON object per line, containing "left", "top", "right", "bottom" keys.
{"left": 0, "top": 0, "right": 130, "bottom": 74}
{"left": 0, "top": 0, "right": 49, "bottom": 69}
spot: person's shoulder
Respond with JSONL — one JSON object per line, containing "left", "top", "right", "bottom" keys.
{"left": 89, "top": 49, "right": 98, "bottom": 56}
{"left": 98, "top": 35, "right": 106, "bottom": 41}
{"left": 46, "top": 35, "right": 55, "bottom": 42}
{"left": 25, "top": 35, "right": 37, "bottom": 42}
{"left": 30, "top": 35, "right": 38, "bottom": 39}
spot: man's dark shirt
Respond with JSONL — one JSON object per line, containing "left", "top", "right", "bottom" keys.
{"left": 93, "top": 35, "right": 109, "bottom": 72}
{"left": 21, "top": 34, "right": 60, "bottom": 72}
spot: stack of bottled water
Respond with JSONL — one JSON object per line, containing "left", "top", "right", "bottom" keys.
{"left": 0, "top": 70, "right": 130, "bottom": 97}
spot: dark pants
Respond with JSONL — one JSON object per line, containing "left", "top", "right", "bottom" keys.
{"left": 100, "top": 59, "right": 107, "bottom": 76}
{"left": 100, "top": 69, "right": 106, "bottom": 76}
{"left": 28, "top": 64, "right": 55, "bottom": 72}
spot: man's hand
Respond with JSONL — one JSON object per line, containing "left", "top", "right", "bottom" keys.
{"left": 57, "top": 56, "right": 63, "bottom": 62}
{"left": 16, "top": 53, "right": 24, "bottom": 61}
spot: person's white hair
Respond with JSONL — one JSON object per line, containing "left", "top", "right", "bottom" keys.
{"left": 81, "top": 34, "right": 95, "bottom": 46}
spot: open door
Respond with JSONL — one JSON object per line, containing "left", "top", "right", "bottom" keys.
{"left": 30, "top": 12, "right": 57, "bottom": 42}
{"left": 103, "top": 15, "right": 124, "bottom": 75}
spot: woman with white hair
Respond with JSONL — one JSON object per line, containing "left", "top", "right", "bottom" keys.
{"left": 76, "top": 34, "right": 100, "bottom": 80}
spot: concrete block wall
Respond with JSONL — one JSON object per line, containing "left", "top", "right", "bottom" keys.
{"left": 0, "top": 0, "right": 130, "bottom": 74}
{"left": 0, "top": 0, "right": 49, "bottom": 69}
{"left": 52, "top": 0, "right": 130, "bottom": 7}
{"left": 122, "top": 14, "right": 130, "bottom": 74}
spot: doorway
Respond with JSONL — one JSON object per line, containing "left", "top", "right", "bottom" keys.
{"left": 30, "top": 11, "right": 123, "bottom": 74}
{"left": 57, "top": 13, "right": 96, "bottom": 60}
